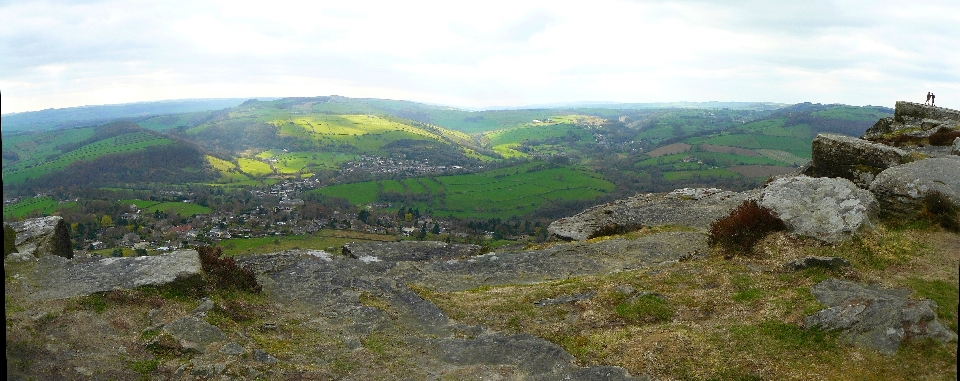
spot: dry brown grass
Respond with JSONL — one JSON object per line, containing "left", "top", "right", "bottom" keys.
{"left": 420, "top": 226, "right": 959, "bottom": 380}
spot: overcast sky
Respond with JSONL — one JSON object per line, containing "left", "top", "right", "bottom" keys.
{"left": 2, "top": 0, "right": 959, "bottom": 114}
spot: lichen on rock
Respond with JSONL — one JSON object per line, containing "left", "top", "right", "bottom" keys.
{"left": 760, "top": 176, "right": 876, "bottom": 243}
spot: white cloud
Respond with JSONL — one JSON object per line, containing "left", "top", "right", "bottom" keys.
{"left": 2, "top": 0, "right": 959, "bottom": 114}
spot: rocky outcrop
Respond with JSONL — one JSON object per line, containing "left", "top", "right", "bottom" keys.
{"left": 21, "top": 250, "right": 204, "bottom": 300}
{"left": 863, "top": 101, "right": 960, "bottom": 142}
{"left": 548, "top": 188, "right": 755, "bottom": 241}
{"left": 869, "top": 156, "right": 960, "bottom": 217}
{"left": 4, "top": 216, "right": 73, "bottom": 260}
{"left": 804, "top": 278, "right": 957, "bottom": 355}
{"left": 342, "top": 241, "right": 481, "bottom": 262}
{"left": 760, "top": 176, "right": 876, "bottom": 243}
{"left": 953, "top": 137, "right": 960, "bottom": 155}
{"left": 801, "top": 133, "right": 911, "bottom": 187}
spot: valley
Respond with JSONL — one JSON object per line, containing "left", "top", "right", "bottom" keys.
{"left": 4, "top": 97, "right": 890, "bottom": 257}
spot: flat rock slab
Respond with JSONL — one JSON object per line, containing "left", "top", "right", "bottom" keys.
{"left": 237, "top": 232, "right": 695, "bottom": 380}
{"left": 803, "top": 133, "right": 911, "bottom": 187}
{"left": 804, "top": 278, "right": 957, "bottom": 355}
{"left": 760, "top": 176, "right": 876, "bottom": 243}
{"left": 342, "top": 241, "right": 481, "bottom": 262}
{"left": 163, "top": 316, "right": 227, "bottom": 353}
{"left": 22, "top": 250, "right": 204, "bottom": 300}
{"left": 548, "top": 188, "right": 755, "bottom": 241}
{"left": 869, "top": 156, "right": 960, "bottom": 217}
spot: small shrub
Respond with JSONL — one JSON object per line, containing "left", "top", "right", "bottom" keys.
{"left": 708, "top": 200, "right": 786, "bottom": 256}
{"left": 917, "top": 191, "right": 960, "bottom": 232}
{"left": 927, "top": 127, "right": 960, "bottom": 146}
{"left": 197, "top": 246, "right": 262, "bottom": 294}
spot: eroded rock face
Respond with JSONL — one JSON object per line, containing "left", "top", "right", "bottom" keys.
{"left": 548, "top": 188, "right": 756, "bottom": 241}
{"left": 862, "top": 101, "right": 960, "bottom": 142}
{"left": 869, "top": 156, "right": 960, "bottom": 217}
{"left": 4, "top": 216, "right": 73, "bottom": 260}
{"left": 804, "top": 278, "right": 957, "bottom": 355}
{"left": 801, "top": 133, "right": 911, "bottom": 187}
{"left": 21, "top": 250, "right": 204, "bottom": 300}
{"left": 760, "top": 176, "right": 876, "bottom": 243}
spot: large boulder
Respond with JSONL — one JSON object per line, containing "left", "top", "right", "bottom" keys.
{"left": 869, "top": 156, "right": 960, "bottom": 217}
{"left": 548, "top": 188, "right": 755, "bottom": 241}
{"left": 804, "top": 278, "right": 957, "bottom": 355}
{"left": 802, "top": 133, "right": 912, "bottom": 187}
{"left": 760, "top": 176, "right": 876, "bottom": 243}
{"left": 4, "top": 216, "right": 73, "bottom": 260}
{"left": 21, "top": 250, "right": 204, "bottom": 300}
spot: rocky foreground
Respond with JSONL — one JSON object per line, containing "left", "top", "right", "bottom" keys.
{"left": 5, "top": 101, "right": 959, "bottom": 380}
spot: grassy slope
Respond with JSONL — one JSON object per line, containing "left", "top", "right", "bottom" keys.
{"left": 420, "top": 226, "right": 959, "bottom": 380}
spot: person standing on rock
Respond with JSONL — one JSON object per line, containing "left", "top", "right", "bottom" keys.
{"left": 930, "top": 93, "right": 935, "bottom": 106}
{"left": 925, "top": 92, "right": 932, "bottom": 105}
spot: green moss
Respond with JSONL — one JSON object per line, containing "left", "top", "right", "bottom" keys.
{"left": 127, "top": 359, "right": 158, "bottom": 380}
{"left": 615, "top": 293, "right": 673, "bottom": 323}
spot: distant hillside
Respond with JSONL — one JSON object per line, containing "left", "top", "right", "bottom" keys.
{"left": 2, "top": 121, "right": 214, "bottom": 192}
{"left": 1, "top": 98, "right": 253, "bottom": 133}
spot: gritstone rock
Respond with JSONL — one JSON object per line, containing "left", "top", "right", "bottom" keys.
{"left": 952, "top": 137, "right": 960, "bottom": 155}
{"left": 342, "top": 241, "right": 481, "bottom": 262}
{"left": 548, "top": 188, "right": 755, "bottom": 241}
{"left": 4, "top": 216, "right": 73, "bottom": 260}
{"left": 869, "top": 156, "right": 960, "bottom": 218}
{"left": 22, "top": 250, "right": 204, "bottom": 300}
{"left": 804, "top": 278, "right": 957, "bottom": 355}
{"left": 801, "top": 133, "right": 912, "bottom": 187}
{"left": 862, "top": 101, "right": 960, "bottom": 142}
{"left": 760, "top": 176, "right": 876, "bottom": 243}
{"left": 163, "top": 316, "right": 228, "bottom": 353}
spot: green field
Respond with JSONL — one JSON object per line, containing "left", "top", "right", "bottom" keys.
{"left": 3, "top": 197, "right": 76, "bottom": 218}
{"left": 142, "top": 202, "right": 211, "bottom": 216}
{"left": 313, "top": 162, "right": 614, "bottom": 219}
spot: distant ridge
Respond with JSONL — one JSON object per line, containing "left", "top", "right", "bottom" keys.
{"left": 467, "top": 101, "right": 788, "bottom": 111}
{"left": 2, "top": 98, "right": 272, "bottom": 133}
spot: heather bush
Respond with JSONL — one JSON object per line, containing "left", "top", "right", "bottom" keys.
{"left": 197, "top": 246, "right": 262, "bottom": 294}
{"left": 927, "top": 127, "right": 960, "bottom": 146}
{"left": 708, "top": 200, "right": 786, "bottom": 256}
{"left": 917, "top": 192, "right": 960, "bottom": 232}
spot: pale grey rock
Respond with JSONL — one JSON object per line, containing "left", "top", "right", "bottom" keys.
{"left": 869, "top": 156, "right": 960, "bottom": 217}
{"left": 952, "top": 137, "right": 960, "bottom": 155}
{"left": 760, "top": 176, "right": 876, "bottom": 243}
{"left": 548, "top": 187, "right": 756, "bottom": 241}
{"left": 802, "top": 133, "right": 911, "bottom": 187}
{"left": 4, "top": 216, "right": 73, "bottom": 259}
{"left": 192, "top": 297, "right": 215, "bottom": 315}
{"left": 252, "top": 349, "right": 278, "bottom": 364}
{"left": 804, "top": 278, "right": 957, "bottom": 355}
{"left": 163, "top": 316, "right": 227, "bottom": 353}
{"left": 783, "top": 256, "right": 851, "bottom": 271}
{"left": 342, "top": 241, "right": 481, "bottom": 262}
{"left": 22, "top": 250, "right": 204, "bottom": 300}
